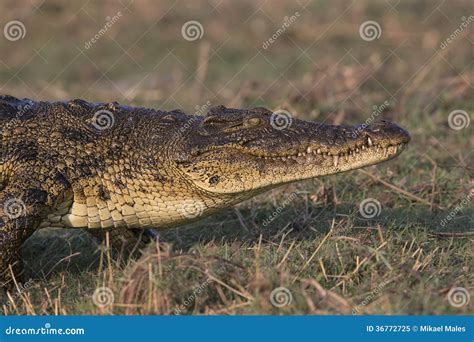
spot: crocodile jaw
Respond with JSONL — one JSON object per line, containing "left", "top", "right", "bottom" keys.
{"left": 177, "top": 117, "right": 410, "bottom": 195}
{"left": 178, "top": 139, "right": 408, "bottom": 195}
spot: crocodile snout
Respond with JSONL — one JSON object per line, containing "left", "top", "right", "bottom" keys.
{"left": 362, "top": 120, "right": 411, "bottom": 147}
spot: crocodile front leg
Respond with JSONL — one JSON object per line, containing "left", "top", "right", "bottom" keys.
{"left": 88, "top": 228, "right": 155, "bottom": 256}
{"left": 0, "top": 188, "right": 44, "bottom": 289}
{"left": 0, "top": 172, "right": 68, "bottom": 290}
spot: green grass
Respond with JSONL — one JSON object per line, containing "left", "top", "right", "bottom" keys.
{"left": 0, "top": 0, "right": 472, "bottom": 315}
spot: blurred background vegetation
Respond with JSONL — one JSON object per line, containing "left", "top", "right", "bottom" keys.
{"left": 1, "top": 0, "right": 472, "bottom": 116}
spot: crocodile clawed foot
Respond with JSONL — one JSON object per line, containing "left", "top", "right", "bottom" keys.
{"left": 89, "top": 229, "right": 155, "bottom": 259}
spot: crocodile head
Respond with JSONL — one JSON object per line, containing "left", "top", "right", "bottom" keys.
{"left": 175, "top": 106, "right": 410, "bottom": 196}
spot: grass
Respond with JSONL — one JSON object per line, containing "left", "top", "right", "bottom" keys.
{"left": 0, "top": 0, "right": 472, "bottom": 315}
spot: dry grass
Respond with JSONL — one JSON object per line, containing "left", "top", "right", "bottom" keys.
{"left": 0, "top": 0, "right": 472, "bottom": 315}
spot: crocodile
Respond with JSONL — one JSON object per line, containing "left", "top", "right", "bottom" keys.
{"left": 0, "top": 95, "right": 410, "bottom": 289}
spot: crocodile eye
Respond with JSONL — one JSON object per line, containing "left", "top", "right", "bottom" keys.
{"left": 162, "top": 114, "right": 178, "bottom": 122}
{"left": 247, "top": 117, "right": 263, "bottom": 126}
{"left": 202, "top": 115, "right": 227, "bottom": 126}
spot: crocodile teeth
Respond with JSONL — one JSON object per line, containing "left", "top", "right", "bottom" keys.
{"left": 259, "top": 140, "right": 405, "bottom": 163}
